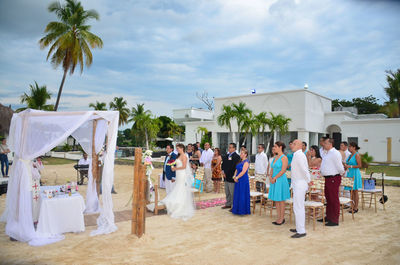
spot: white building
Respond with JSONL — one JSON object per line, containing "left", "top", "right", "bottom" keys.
{"left": 174, "top": 89, "right": 400, "bottom": 163}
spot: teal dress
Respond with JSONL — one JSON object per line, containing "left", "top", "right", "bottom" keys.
{"left": 268, "top": 155, "right": 290, "bottom": 201}
{"left": 345, "top": 152, "right": 362, "bottom": 190}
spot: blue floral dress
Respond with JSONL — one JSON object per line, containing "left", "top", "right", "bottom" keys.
{"left": 268, "top": 155, "right": 290, "bottom": 201}
{"left": 232, "top": 159, "right": 251, "bottom": 215}
{"left": 345, "top": 152, "right": 362, "bottom": 190}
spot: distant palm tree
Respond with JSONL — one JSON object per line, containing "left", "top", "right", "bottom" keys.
{"left": 254, "top": 112, "right": 270, "bottom": 144}
{"left": 384, "top": 69, "right": 400, "bottom": 117}
{"left": 167, "top": 121, "right": 183, "bottom": 142}
{"left": 18, "top": 81, "right": 54, "bottom": 111}
{"left": 240, "top": 113, "right": 257, "bottom": 146}
{"left": 196, "top": 126, "right": 208, "bottom": 143}
{"left": 129, "top": 104, "right": 158, "bottom": 149}
{"left": 39, "top": 0, "right": 103, "bottom": 111}
{"left": 232, "top": 102, "right": 252, "bottom": 146}
{"left": 217, "top": 104, "right": 235, "bottom": 144}
{"left": 264, "top": 112, "right": 291, "bottom": 152}
{"left": 109, "top": 97, "right": 130, "bottom": 127}
{"left": 89, "top": 101, "right": 107, "bottom": 110}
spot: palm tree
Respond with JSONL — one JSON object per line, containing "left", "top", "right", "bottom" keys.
{"left": 18, "top": 81, "right": 54, "bottom": 111}
{"left": 240, "top": 113, "right": 257, "bottom": 146}
{"left": 264, "top": 112, "right": 291, "bottom": 152}
{"left": 384, "top": 69, "right": 400, "bottom": 117}
{"left": 232, "top": 102, "right": 252, "bottom": 146}
{"left": 129, "top": 104, "right": 156, "bottom": 149}
{"left": 196, "top": 126, "right": 209, "bottom": 143}
{"left": 167, "top": 121, "right": 183, "bottom": 142}
{"left": 217, "top": 104, "right": 236, "bottom": 144}
{"left": 254, "top": 112, "right": 270, "bottom": 144}
{"left": 89, "top": 101, "right": 107, "bottom": 110}
{"left": 39, "top": 0, "right": 103, "bottom": 111}
{"left": 109, "top": 97, "right": 130, "bottom": 127}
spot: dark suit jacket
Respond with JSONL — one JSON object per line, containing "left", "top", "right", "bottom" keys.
{"left": 221, "top": 152, "right": 241, "bottom": 183}
{"left": 163, "top": 152, "right": 177, "bottom": 180}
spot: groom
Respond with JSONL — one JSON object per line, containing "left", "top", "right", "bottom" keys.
{"left": 163, "top": 144, "right": 177, "bottom": 195}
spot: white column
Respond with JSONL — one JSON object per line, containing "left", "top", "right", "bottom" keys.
{"left": 212, "top": 131, "right": 218, "bottom": 149}
{"left": 251, "top": 134, "right": 257, "bottom": 155}
{"left": 297, "top": 131, "right": 309, "bottom": 146}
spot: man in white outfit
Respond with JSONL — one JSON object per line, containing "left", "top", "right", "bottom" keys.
{"left": 200, "top": 142, "right": 214, "bottom": 192}
{"left": 290, "top": 139, "right": 311, "bottom": 238}
{"left": 255, "top": 144, "right": 269, "bottom": 192}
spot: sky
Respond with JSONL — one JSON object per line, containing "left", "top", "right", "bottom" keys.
{"left": 1, "top": 0, "right": 400, "bottom": 119}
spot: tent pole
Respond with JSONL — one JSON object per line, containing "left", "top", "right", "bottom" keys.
{"left": 137, "top": 162, "right": 146, "bottom": 237}
{"left": 131, "top": 148, "right": 142, "bottom": 235}
{"left": 92, "top": 119, "right": 99, "bottom": 194}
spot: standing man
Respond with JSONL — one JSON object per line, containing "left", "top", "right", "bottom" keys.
{"left": 221, "top": 143, "right": 241, "bottom": 210}
{"left": 200, "top": 142, "right": 214, "bottom": 192}
{"left": 290, "top": 140, "right": 311, "bottom": 238}
{"left": 0, "top": 138, "right": 10, "bottom": 178}
{"left": 255, "top": 144, "right": 268, "bottom": 192}
{"left": 163, "top": 144, "right": 177, "bottom": 195}
{"left": 339, "top": 141, "right": 351, "bottom": 162}
{"left": 319, "top": 137, "right": 328, "bottom": 159}
{"left": 319, "top": 138, "right": 345, "bottom": 226}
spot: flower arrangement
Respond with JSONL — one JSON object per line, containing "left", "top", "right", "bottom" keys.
{"left": 143, "top": 150, "right": 155, "bottom": 202}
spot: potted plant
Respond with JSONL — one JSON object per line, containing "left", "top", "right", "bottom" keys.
{"left": 361, "top": 152, "right": 373, "bottom": 170}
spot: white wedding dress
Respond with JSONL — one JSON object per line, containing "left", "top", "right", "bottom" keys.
{"left": 162, "top": 156, "right": 195, "bottom": 221}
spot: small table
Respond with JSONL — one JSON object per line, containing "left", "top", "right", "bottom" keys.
{"left": 37, "top": 186, "right": 86, "bottom": 235}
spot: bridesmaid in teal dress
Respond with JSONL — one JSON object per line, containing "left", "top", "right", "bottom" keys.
{"left": 344, "top": 142, "right": 362, "bottom": 213}
{"left": 269, "top": 141, "right": 290, "bottom": 225}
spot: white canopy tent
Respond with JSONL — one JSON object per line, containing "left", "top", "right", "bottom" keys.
{"left": 0, "top": 109, "right": 119, "bottom": 246}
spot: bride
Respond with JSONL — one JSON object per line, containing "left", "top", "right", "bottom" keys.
{"left": 162, "top": 143, "right": 195, "bottom": 221}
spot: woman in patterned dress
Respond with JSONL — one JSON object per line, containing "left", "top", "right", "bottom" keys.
{"left": 307, "top": 145, "right": 322, "bottom": 179}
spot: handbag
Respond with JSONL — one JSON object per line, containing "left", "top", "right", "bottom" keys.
{"left": 363, "top": 173, "right": 376, "bottom": 190}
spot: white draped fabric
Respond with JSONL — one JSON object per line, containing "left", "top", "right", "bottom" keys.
{"left": 0, "top": 109, "right": 119, "bottom": 245}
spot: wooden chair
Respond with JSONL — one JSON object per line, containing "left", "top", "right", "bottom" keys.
{"left": 249, "top": 178, "right": 263, "bottom": 214}
{"left": 360, "top": 172, "right": 385, "bottom": 213}
{"left": 304, "top": 178, "right": 325, "bottom": 230}
{"left": 148, "top": 184, "right": 166, "bottom": 215}
{"left": 339, "top": 177, "right": 355, "bottom": 222}
{"left": 191, "top": 167, "right": 204, "bottom": 201}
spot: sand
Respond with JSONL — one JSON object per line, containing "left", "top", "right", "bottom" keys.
{"left": 0, "top": 163, "right": 399, "bottom": 265}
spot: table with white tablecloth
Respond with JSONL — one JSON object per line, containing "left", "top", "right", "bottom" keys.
{"left": 37, "top": 186, "right": 86, "bottom": 235}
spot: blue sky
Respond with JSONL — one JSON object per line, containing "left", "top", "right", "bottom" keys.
{"left": 1, "top": 0, "right": 400, "bottom": 119}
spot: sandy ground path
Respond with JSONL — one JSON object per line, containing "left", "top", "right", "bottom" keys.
{"left": 0, "top": 164, "right": 399, "bottom": 264}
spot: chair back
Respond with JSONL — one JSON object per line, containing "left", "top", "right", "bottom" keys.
{"left": 193, "top": 168, "right": 204, "bottom": 192}
{"left": 249, "top": 178, "right": 256, "bottom": 191}
{"left": 341, "top": 177, "right": 354, "bottom": 189}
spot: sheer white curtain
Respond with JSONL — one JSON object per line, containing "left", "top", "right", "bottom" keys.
{"left": 0, "top": 109, "right": 119, "bottom": 245}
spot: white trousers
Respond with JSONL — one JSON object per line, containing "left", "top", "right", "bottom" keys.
{"left": 293, "top": 181, "right": 308, "bottom": 234}
{"left": 165, "top": 178, "right": 176, "bottom": 195}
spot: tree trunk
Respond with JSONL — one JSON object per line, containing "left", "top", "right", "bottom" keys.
{"left": 145, "top": 130, "right": 149, "bottom": 150}
{"left": 54, "top": 69, "right": 68, "bottom": 111}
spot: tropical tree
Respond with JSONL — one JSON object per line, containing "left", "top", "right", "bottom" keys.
{"left": 89, "top": 101, "right": 107, "bottom": 110}
{"left": 264, "top": 112, "right": 292, "bottom": 152}
{"left": 384, "top": 69, "right": 400, "bottom": 117}
{"left": 232, "top": 102, "right": 252, "bottom": 146}
{"left": 167, "top": 121, "right": 183, "bottom": 142}
{"left": 129, "top": 104, "right": 159, "bottom": 149}
{"left": 196, "top": 126, "right": 208, "bottom": 143}
{"left": 109, "top": 97, "right": 130, "bottom": 127}
{"left": 253, "top": 112, "right": 270, "bottom": 144}
{"left": 240, "top": 113, "right": 257, "bottom": 146}
{"left": 18, "top": 81, "right": 54, "bottom": 111}
{"left": 39, "top": 0, "right": 103, "bottom": 111}
{"left": 217, "top": 104, "right": 236, "bottom": 144}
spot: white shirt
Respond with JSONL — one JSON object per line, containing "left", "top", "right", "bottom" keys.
{"left": 320, "top": 148, "right": 345, "bottom": 176}
{"left": 199, "top": 148, "right": 214, "bottom": 169}
{"left": 320, "top": 147, "right": 327, "bottom": 159}
{"left": 78, "top": 158, "right": 91, "bottom": 166}
{"left": 255, "top": 152, "right": 268, "bottom": 175}
{"left": 344, "top": 149, "right": 351, "bottom": 162}
{"left": 291, "top": 150, "right": 311, "bottom": 184}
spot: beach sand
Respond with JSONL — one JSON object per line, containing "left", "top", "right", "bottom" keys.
{"left": 0, "top": 163, "right": 399, "bottom": 265}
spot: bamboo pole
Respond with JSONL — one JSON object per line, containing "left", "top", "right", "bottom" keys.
{"left": 92, "top": 120, "right": 99, "bottom": 194}
{"left": 137, "top": 163, "right": 146, "bottom": 237}
{"left": 131, "top": 148, "right": 142, "bottom": 234}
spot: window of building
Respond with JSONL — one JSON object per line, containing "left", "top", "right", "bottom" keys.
{"left": 218, "top": 133, "right": 229, "bottom": 153}
{"left": 347, "top": 137, "right": 358, "bottom": 145}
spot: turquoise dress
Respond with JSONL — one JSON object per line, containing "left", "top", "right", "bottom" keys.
{"left": 345, "top": 152, "right": 362, "bottom": 190}
{"left": 268, "top": 155, "right": 290, "bottom": 201}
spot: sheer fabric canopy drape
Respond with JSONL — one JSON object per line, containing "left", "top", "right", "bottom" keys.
{"left": 0, "top": 109, "right": 119, "bottom": 246}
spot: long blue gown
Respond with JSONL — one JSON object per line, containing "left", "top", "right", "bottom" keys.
{"left": 232, "top": 159, "right": 251, "bottom": 215}
{"left": 268, "top": 155, "right": 290, "bottom": 201}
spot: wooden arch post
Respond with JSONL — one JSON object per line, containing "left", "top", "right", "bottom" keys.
{"left": 92, "top": 119, "right": 100, "bottom": 194}
{"left": 131, "top": 148, "right": 146, "bottom": 237}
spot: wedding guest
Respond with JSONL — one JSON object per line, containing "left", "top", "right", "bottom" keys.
{"left": 340, "top": 141, "right": 351, "bottom": 163}
{"left": 0, "top": 138, "right": 10, "bottom": 177}
{"left": 186, "top": 144, "right": 193, "bottom": 158}
{"left": 269, "top": 141, "right": 290, "bottom": 225}
{"left": 232, "top": 149, "right": 251, "bottom": 215}
{"left": 287, "top": 141, "right": 294, "bottom": 170}
{"left": 78, "top": 153, "right": 91, "bottom": 184}
{"left": 221, "top": 143, "right": 241, "bottom": 210}
{"left": 289, "top": 140, "right": 311, "bottom": 238}
{"left": 319, "top": 137, "right": 328, "bottom": 159}
{"left": 307, "top": 145, "right": 322, "bottom": 179}
{"left": 196, "top": 142, "right": 203, "bottom": 153}
{"left": 240, "top": 145, "right": 247, "bottom": 153}
{"left": 267, "top": 153, "right": 276, "bottom": 183}
{"left": 211, "top": 148, "right": 223, "bottom": 193}
{"left": 200, "top": 142, "right": 214, "bottom": 192}
{"left": 163, "top": 144, "right": 177, "bottom": 195}
{"left": 255, "top": 144, "right": 268, "bottom": 192}
{"left": 302, "top": 142, "right": 307, "bottom": 154}
{"left": 191, "top": 144, "right": 201, "bottom": 166}
{"left": 319, "top": 138, "right": 345, "bottom": 226}
{"left": 344, "top": 142, "right": 362, "bottom": 213}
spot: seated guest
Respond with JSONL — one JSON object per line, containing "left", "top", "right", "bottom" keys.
{"left": 307, "top": 145, "right": 322, "bottom": 179}
{"left": 232, "top": 149, "right": 251, "bottom": 215}
{"left": 344, "top": 142, "right": 362, "bottom": 213}
{"left": 269, "top": 141, "right": 290, "bottom": 225}
{"left": 0, "top": 138, "right": 10, "bottom": 178}
{"left": 78, "top": 153, "right": 91, "bottom": 185}
{"left": 211, "top": 148, "right": 223, "bottom": 193}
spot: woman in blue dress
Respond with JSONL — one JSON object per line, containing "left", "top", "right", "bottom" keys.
{"left": 232, "top": 150, "right": 251, "bottom": 215}
{"left": 269, "top": 141, "right": 291, "bottom": 225}
{"left": 344, "top": 142, "right": 362, "bottom": 213}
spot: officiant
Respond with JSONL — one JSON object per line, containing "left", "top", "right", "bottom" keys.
{"left": 221, "top": 143, "right": 240, "bottom": 210}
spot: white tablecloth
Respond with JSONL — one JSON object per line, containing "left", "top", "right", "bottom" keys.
{"left": 37, "top": 186, "right": 86, "bottom": 235}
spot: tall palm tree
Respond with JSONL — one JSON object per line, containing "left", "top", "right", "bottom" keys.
{"left": 232, "top": 102, "right": 252, "bottom": 146}
{"left": 196, "top": 126, "right": 208, "bottom": 143}
{"left": 39, "top": 0, "right": 103, "bottom": 111}
{"left": 167, "top": 121, "right": 183, "bottom": 142}
{"left": 265, "top": 112, "right": 291, "bottom": 152}
{"left": 384, "top": 69, "right": 400, "bottom": 117}
{"left": 109, "top": 97, "right": 130, "bottom": 127}
{"left": 18, "top": 81, "right": 54, "bottom": 111}
{"left": 217, "top": 104, "right": 236, "bottom": 144}
{"left": 254, "top": 112, "right": 269, "bottom": 144}
{"left": 240, "top": 113, "right": 257, "bottom": 146}
{"left": 89, "top": 101, "right": 107, "bottom": 110}
{"left": 129, "top": 104, "right": 156, "bottom": 149}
